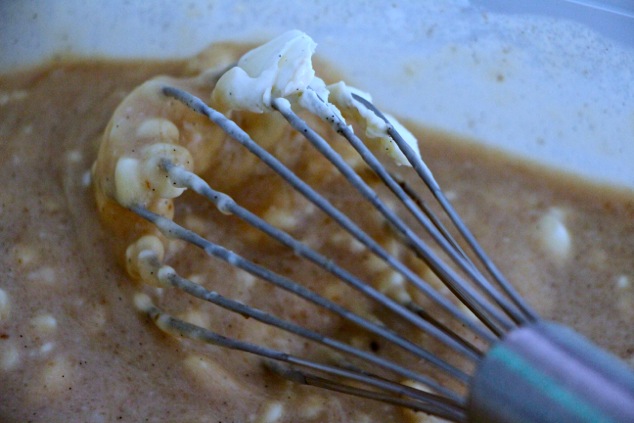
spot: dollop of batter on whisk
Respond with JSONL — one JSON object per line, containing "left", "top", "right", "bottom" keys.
{"left": 95, "top": 30, "right": 419, "bottom": 205}
{"left": 93, "top": 30, "right": 421, "bottom": 275}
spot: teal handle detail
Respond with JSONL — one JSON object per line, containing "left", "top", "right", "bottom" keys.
{"left": 467, "top": 321, "right": 634, "bottom": 422}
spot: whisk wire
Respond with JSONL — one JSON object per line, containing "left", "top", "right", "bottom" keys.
{"left": 270, "top": 364, "right": 468, "bottom": 422}
{"left": 354, "top": 94, "right": 539, "bottom": 324}
{"left": 143, "top": 162, "right": 484, "bottom": 369}
{"left": 162, "top": 161, "right": 484, "bottom": 361}
{"left": 273, "top": 93, "right": 517, "bottom": 334}
{"left": 392, "top": 175, "right": 471, "bottom": 263}
{"left": 162, "top": 86, "right": 496, "bottom": 347}
{"left": 336, "top": 93, "right": 531, "bottom": 327}
{"left": 138, "top": 295, "right": 466, "bottom": 421}
{"left": 132, "top": 204, "right": 471, "bottom": 393}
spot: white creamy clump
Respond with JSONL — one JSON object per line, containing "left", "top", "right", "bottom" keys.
{"left": 327, "top": 81, "right": 421, "bottom": 166}
{"left": 211, "top": 30, "right": 323, "bottom": 113}
{"left": 114, "top": 143, "right": 193, "bottom": 207}
{"left": 211, "top": 30, "right": 421, "bottom": 167}
{"left": 535, "top": 207, "right": 572, "bottom": 263}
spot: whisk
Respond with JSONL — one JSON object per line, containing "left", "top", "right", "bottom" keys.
{"left": 93, "top": 31, "right": 634, "bottom": 422}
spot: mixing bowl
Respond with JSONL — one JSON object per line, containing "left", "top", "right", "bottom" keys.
{"left": 1, "top": 1, "right": 633, "bottom": 422}
{"left": 2, "top": 0, "right": 633, "bottom": 189}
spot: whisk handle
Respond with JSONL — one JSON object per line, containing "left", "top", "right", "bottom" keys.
{"left": 467, "top": 320, "right": 634, "bottom": 422}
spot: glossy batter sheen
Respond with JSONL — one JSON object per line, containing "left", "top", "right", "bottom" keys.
{"left": 0, "top": 44, "right": 633, "bottom": 423}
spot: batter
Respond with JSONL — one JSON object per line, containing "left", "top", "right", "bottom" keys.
{"left": 0, "top": 37, "right": 632, "bottom": 422}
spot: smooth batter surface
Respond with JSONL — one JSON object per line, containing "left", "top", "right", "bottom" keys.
{"left": 1, "top": 46, "right": 633, "bottom": 422}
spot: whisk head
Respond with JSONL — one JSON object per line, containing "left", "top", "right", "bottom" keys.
{"left": 92, "top": 31, "right": 552, "bottom": 422}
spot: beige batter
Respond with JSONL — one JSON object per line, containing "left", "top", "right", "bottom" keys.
{"left": 0, "top": 43, "right": 633, "bottom": 422}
